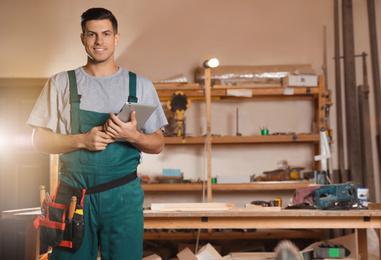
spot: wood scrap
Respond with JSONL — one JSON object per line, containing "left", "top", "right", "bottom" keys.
{"left": 229, "top": 252, "right": 276, "bottom": 259}
{"left": 228, "top": 207, "right": 281, "bottom": 212}
{"left": 151, "top": 203, "right": 235, "bottom": 212}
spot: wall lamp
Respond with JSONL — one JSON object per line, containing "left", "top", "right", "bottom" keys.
{"left": 203, "top": 58, "right": 219, "bottom": 68}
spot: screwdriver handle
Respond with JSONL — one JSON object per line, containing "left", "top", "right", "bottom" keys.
{"left": 40, "top": 185, "right": 46, "bottom": 209}
{"left": 68, "top": 196, "right": 77, "bottom": 220}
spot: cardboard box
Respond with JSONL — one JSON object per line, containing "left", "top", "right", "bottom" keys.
{"left": 143, "top": 254, "right": 162, "bottom": 260}
{"left": 178, "top": 244, "right": 196, "bottom": 254}
{"left": 229, "top": 252, "right": 276, "bottom": 259}
{"left": 282, "top": 75, "right": 318, "bottom": 87}
{"left": 178, "top": 244, "right": 222, "bottom": 255}
{"left": 162, "top": 168, "right": 182, "bottom": 177}
{"left": 177, "top": 247, "right": 197, "bottom": 260}
{"left": 216, "top": 175, "right": 251, "bottom": 184}
{"left": 196, "top": 243, "right": 223, "bottom": 260}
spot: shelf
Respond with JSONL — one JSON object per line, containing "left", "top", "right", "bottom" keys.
{"left": 154, "top": 74, "right": 327, "bottom": 202}
{"left": 164, "top": 134, "right": 320, "bottom": 145}
{"left": 213, "top": 85, "right": 320, "bottom": 95}
{"left": 141, "top": 182, "right": 312, "bottom": 192}
{"left": 211, "top": 182, "right": 312, "bottom": 191}
{"left": 155, "top": 83, "right": 320, "bottom": 101}
{"left": 144, "top": 229, "right": 324, "bottom": 240}
{"left": 164, "top": 136, "right": 206, "bottom": 145}
{"left": 155, "top": 83, "right": 225, "bottom": 99}
{"left": 142, "top": 183, "right": 203, "bottom": 191}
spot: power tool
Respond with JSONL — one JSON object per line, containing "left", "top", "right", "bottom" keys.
{"left": 307, "top": 183, "right": 358, "bottom": 210}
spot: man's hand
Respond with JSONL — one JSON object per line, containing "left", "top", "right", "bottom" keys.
{"left": 103, "top": 111, "right": 165, "bottom": 154}
{"left": 104, "top": 111, "right": 139, "bottom": 142}
{"left": 83, "top": 126, "right": 116, "bottom": 151}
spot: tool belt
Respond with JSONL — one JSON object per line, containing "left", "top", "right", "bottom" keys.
{"left": 34, "top": 171, "right": 137, "bottom": 251}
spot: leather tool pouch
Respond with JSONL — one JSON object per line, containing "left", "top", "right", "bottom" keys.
{"left": 34, "top": 182, "right": 85, "bottom": 252}
{"left": 34, "top": 171, "right": 137, "bottom": 252}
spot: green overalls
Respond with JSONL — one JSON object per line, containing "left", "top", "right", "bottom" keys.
{"left": 50, "top": 71, "right": 144, "bottom": 260}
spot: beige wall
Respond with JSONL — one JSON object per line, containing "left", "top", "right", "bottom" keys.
{"left": 1, "top": 0, "right": 380, "bottom": 204}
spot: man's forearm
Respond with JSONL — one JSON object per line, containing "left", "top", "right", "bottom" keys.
{"left": 129, "top": 129, "right": 165, "bottom": 154}
{"left": 32, "top": 127, "right": 85, "bottom": 154}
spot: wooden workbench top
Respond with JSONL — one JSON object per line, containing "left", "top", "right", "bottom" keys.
{"left": 143, "top": 208, "right": 381, "bottom": 218}
{"left": 3, "top": 207, "right": 381, "bottom": 219}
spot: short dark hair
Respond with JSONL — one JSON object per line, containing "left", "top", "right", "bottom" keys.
{"left": 81, "top": 8, "right": 118, "bottom": 34}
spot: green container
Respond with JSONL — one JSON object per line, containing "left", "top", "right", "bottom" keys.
{"left": 261, "top": 129, "right": 269, "bottom": 135}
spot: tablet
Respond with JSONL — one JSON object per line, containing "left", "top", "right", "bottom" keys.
{"left": 117, "top": 102, "right": 157, "bottom": 130}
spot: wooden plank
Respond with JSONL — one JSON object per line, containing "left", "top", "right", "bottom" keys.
{"left": 157, "top": 85, "right": 320, "bottom": 99}
{"left": 356, "top": 229, "right": 368, "bottom": 260}
{"left": 143, "top": 229, "right": 325, "bottom": 240}
{"left": 228, "top": 207, "right": 281, "bottom": 212}
{"left": 334, "top": 0, "right": 346, "bottom": 183}
{"left": 217, "top": 95, "right": 315, "bottom": 102}
{"left": 144, "top": 216, "right": 381, "bottom": 230}
{"left": 143, "top": 209, "right": 381, "bottom": 218}
{"left": 214, "top": 85, "right": 319, "bottom": 95}
{"left": 366, "top": 0, "right": 381, "bottom": 187}
{"left": 141, "top": 182, "right": 312, "bottom": 192}
{"left": 164, "top": 136, "right": 206, "bottom": 144}
{"left": 205, "top": 55, "right": 213, "bottom": 203}
{"left": 154, "top": 83, "right": 200, "bottom": 89}
{"left": 342, "top": 0, "right": 364, "bottom": 185}
{"left": 151, "top": 203, "right": 234, "bottom": 211}
{"left": 50, "top": 154, "right": 59, "bottom": 195}
{"left": 142, "top": 184, "right": 203, "bottom": 191}
{"left": 358, "top": 84, "right": 375, "bottom": 201}
{"left": 156, "top": 89, "right": 225, "bottom": 98}
{"left": 24, "top": 217, "right": 39, "bottom": 260}
{"left": 211, "top": 134, "right": 320, "bottom": 144}
{"left": 164, "top": 134, "right": 320, "bottom": 145}
{"left": 230, "top": 252, "right": 276, "bottom": 259}
{"left": 211, "top": 182, "right": 312, "bottom": 191}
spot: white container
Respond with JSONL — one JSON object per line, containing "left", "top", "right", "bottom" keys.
{"left": 357, "top": 187, "right": 369, "bottom": 207}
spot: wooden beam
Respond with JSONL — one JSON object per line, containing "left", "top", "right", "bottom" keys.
{"left": 342, "top": 0, "right": 363, "bottom": 185}
{"left": 358, "top": 53, "right": 375, "bottom": 201}
{"left": 334, "top": 0, "right": 346, "bottom": 183}
{"left": 359, "top": 84, "right": 375, "bottom": 199}
{"left": 50, "top": 154, "right": 59, "bottom": 195}
{"left": 143, "top": 229, "right": 324, "bottom": 240}
{"left": 205, "top": 54, "right": 212, "bottom": 203}
{"left": 141, "top": 182, "right": 313, "bottom": 192}
{"left": 367, "top": 0, "right": 381, "bottom": 201}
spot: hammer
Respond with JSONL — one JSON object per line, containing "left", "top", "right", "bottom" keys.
{"left": 68, "top": 196, "right": 77, "bottom": 220}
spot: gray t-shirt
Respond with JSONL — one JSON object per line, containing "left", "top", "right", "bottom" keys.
{"left": 27, "top": 67, "right": 168, "bottom": 135}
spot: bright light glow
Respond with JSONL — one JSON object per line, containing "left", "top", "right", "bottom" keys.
{"left": 0, "top": 133, "right": 33, "bottom": 153}
{"left": 203, "top": 58, "right": 219, "bottom": 68}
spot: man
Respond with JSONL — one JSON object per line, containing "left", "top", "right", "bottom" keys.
{"left": 27, "top": 7, "right": 167, "bottom": 260}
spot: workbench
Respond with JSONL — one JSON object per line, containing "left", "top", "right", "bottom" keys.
{"left": 2, "top": 208, "right": 381, "bottom": 259}
{"left": 144, "top": 209, "right": 381, "bottom": 259}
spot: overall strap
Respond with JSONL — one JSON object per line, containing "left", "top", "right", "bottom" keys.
{"left": 128, "top": 71, "right": 138, "bottom": 103}
{"left": 67, "top": 70, "right": 81, "bottom": 134}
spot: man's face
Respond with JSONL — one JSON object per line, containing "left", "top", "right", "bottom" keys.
{"left": 81, "top": 19, "right": 120, "bottom": 63}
